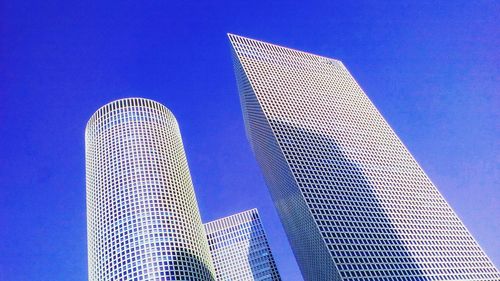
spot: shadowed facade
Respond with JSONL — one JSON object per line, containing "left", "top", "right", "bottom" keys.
{"left": 205, "top": 209, "right": 281, "bottom": 281}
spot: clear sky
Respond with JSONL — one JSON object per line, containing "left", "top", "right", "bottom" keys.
{"left": 0, "top": 1, "right": 498, "bottom": 280}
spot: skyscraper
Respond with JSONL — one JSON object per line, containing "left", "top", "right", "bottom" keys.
{"left": 204, "top": 209, "right": 281, "bottom": 281}
{"left": 85, "top": 98, "right": 215, "bottom": 281}
{"left": 228, "top": 34, "right": 500, "bottom": 281}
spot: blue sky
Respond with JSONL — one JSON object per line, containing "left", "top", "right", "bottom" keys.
{"left": 0, "top": 1, "right": 498, "bottom": 280}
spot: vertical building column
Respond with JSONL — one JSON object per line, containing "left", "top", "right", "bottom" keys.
{"left": 85, "top": 98, "right": 215, "bottom": 281}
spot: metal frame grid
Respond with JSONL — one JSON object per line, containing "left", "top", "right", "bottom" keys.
{"left": 205, "top": 209, "right": 281, "bottom": 281}
{"left": 85, "top": 98, "right": 215, "bottom": 281}
{"left": 229, "top": 34, "right": 500, "bottom": 281}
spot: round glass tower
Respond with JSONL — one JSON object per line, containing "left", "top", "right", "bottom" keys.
{"left": 85, "top": 98, "right": 215, "bottom": 281}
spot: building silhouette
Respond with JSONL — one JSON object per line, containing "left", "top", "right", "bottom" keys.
{"left": 228, "top": 34, "right": 500, "bottom": 281}
{"left": 85, "top": 98, "right": 215, "bottom": 281}
{"left": 205, "top": 209, "right": 281, "bottom": 281}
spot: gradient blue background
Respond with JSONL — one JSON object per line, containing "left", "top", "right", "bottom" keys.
{"left": 0, "top": 1, "right": 498, "bottom": 280}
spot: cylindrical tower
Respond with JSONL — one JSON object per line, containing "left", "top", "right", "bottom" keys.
{"left": 85, "top": 98, "right": 215, "bottom": 281}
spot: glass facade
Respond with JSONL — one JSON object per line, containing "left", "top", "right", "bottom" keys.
{"left": 205, "top": 209, "right": 281, "bottom": 281}
{"left": 228, "top": 34, "right": 500, "bottom": 281}
{"left": 85, "top": 98, "right": 215, "bottom": 281}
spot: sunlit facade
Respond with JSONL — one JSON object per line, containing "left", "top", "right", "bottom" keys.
{"left": 85, "top": 98, "right": 215, "bottom": 281}
{"left": 205, "top": 209, "right": 281, "bottom": 281}
{"left": 229, "top": 34, "right": 500, "bottom": 281}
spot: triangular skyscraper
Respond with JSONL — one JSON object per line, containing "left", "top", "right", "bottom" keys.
{"left": 228, "top": 33, "right": 499, "bottom": 281}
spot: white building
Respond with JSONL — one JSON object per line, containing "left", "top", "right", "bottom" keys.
{"left": 85, "top": 98, "right": 215, "bottom": 281}
{"left": 205, "top": 209, "right": 281, "bottom": 281}
{"left": 228, "top": 34, "right": 500, "bottom": 281}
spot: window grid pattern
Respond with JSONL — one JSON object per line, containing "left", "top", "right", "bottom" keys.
{"left": 231, "top": 44, "right": 340, "bottom": 281}
{"left": 86, "top": 98, "right": 215, "bottom": 281}
{"left": 229, "top": 34, "right": 500, "bottom": 281}
{"left": 205, "top": 209, "right": 282, "bottom": 281}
